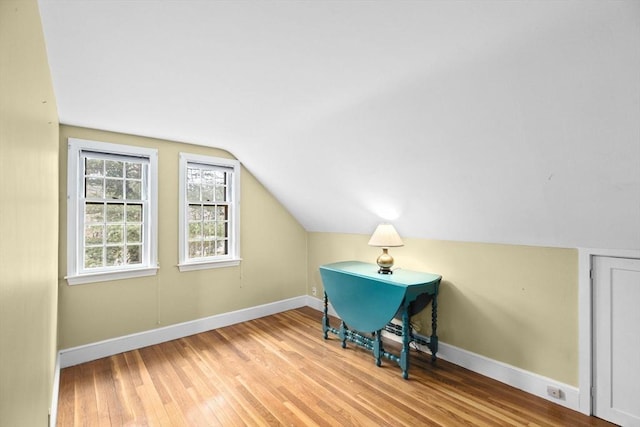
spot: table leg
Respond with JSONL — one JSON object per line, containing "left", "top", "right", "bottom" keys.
{"left": 401, "top": 304, "right": 410, "bottom": 379}
{"left": 322, "top": 292, "right": 329, "bottom": 339}
{"left": 339, "top": 321, "right": 347, "bottom": 348}
{"left": 373, "top": 331, "right": 382, "bottom": 367}
{"left": 430, "top": 291, "right": 439, "bottom": 362}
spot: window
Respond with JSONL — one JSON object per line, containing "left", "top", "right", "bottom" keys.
{"left": 178, "top": 153, "right": 240, "bottom": 271}
{"left": 67, "top": 138, "right": 158, "bottom": 285}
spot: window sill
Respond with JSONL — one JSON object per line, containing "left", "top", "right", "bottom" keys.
{"left": 177, "top": 258, "right": 242, "bottom": 272}
{"left": 66, "top": 266, "right": 159, "bottom": 285}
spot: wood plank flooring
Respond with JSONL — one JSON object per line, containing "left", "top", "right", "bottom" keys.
{"left": 57, "top": 307, "right": 614, "bottom": 426}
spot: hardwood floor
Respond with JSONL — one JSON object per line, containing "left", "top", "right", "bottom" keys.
{"left": 57, "top": 307, "right": 614, "bottom": 426}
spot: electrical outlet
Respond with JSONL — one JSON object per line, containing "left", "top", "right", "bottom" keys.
{"left": 311, "top": 286, "right": 317, "bottom": 296}
{"left": 547, "top": 385, "right": 562, "bottom": 399}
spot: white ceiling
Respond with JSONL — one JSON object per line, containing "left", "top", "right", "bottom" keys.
{"left": 39, "top": 0, "right": 640, "bottom": 249}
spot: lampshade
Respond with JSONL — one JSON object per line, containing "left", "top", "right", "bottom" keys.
{"left": 368, "top": 224, "right": 404, "bottom": 248}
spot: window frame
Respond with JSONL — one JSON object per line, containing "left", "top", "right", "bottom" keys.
{"left": 66, "top": 138, "right": 159, "bottom": 285}
{"left": 178, "top": 152, "right": 241, "bottom": 272}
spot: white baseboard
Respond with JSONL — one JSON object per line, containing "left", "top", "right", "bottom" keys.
{"left": 59, "top": 296, "right": 307, "bottom": 368}
{"left": 50, "top": 354, "right": 60, "bottom": 427}
{"left": 307, "top": 298, "right": 580, "bottom": 412}
{"left": 432, "top": 341, "right": 579, "bottom": 411}
{"left": 57, "top": 295, "right": 579, "bottom": 414}
{"left": 305, "top": 294, "right": 338, "bottom": 317}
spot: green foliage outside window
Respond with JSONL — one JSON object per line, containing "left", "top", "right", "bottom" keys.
{"left": 82, "top": 156, "right": 146, "bottom": 269}
{"left": 186, "top": 166, "right": 230, "bottom": 259}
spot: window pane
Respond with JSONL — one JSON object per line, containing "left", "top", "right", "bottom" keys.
{"left": 189, "top": 222, "right": 202, "bottom": 240}
{"left": 203, "top": 206, "right": 215, "bottom": 221}
{"left": 105, "top": 179, "right": 123, "bottom": 199}
{"left": 215, "top": 185, "right": 226, "bottom": 202}
{"left": 85, "top": 225, "right": 104, "bottom": 245}
{"left": 203, "top": 170, "right": 215, "bottom": 182}
{"left": 216, "top": 206, "right": 227, "bottom": 220}
{"left": 203, "top": 222, "right": 215, "bottom": 238}
{"left": 216, "top": 240, "right": 228, "bottom": 255}
{"left": 215, "top": 172, "right": 227, "bottom": 201}
{"left": 189, "top": 242, "right": 202, "bottom": 258}
{"left": 187, "top": 168, "right": 201, "bottom": 202}
{"left": 85, "top": 203, "right": 104, "bottom": 223}
{"left": 126, "top": 180, "right": 141, "bottom": 199}
{"left": 127, "top": 245, "right": 141, "bottom": 264}
{"left": 215, "top": 172, "right": 226, "bottom": 187}
{"left": 84, "top": 247, "right": 103, "bottom": 268}
{"left": 202, "top": 170, "right": 215, "bottom": 202}
{"left": 188, "top": 205, "right": 202, "bottom": 221}
{"left": 105, "top": 160, "right": 124, "bottom": 177}
{"left": 203, "top": 241, "right": 216, "bottom": 257}
{"left": 187, "top": 183, "right": 200, "bottom": 202}
{"left": 106, "top": 204, "right": 124, "bottom": 222}
{"left": 85, "top": 158, "right": 104, "bottom": 176}
{"left": 216, "top": 222, "right": 227, "bottom": 238}
{"left": 106, "top": 246, "right": 123, "bottom": 266}
{"left": 126, "top": 162, "right": 141, "bottom": 179}
{"left": 126, "top": 204, "right": 142, "bottom": 222}
{"left": 106, "top": 225, "right": 124, "bottom": 244}
{"left": 202, "top": 184, "right": 214, "bottom": 202}
{"left": 85, "top": 178, "right": 104, "bottom": 198}
{"left": 126, "top": 225, "right": 141, "bottom": 243}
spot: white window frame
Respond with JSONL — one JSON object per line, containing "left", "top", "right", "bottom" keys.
{"left": 178, "top": 153, "right": 241, "bottom": 272}
{"left": 66, "top": 138, "right": 159, "bottom": 285}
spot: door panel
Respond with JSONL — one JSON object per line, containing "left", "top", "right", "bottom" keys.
{"left": 593, "top": 256, "right": 640, "bottom": 426}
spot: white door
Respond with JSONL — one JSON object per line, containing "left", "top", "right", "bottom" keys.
{"left": 593, "top": 256, "right": 640, "bottom": 426}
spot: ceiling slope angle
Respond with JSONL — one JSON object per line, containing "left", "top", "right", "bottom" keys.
{"left": 38, "top": 0, "right": 640, "bottom": 249}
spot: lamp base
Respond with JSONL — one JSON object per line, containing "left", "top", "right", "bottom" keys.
{"left": 377, "top": 267, "right": 393, "bottom": 275}
{"left": 376, "top": 248, "right": 394, "bottom": 274}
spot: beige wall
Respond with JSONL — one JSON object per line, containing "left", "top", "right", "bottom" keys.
{"left": 307, "top": 232, "right": 578, "bottom": 386}
{"left": 58, "top": 126, "right": 308, "bottom": 348}
{"left": 0, "top": 6, "right": 582, "bottom": 423}
{"left": 0, "top": 1, "right": 59, "bottom": 426}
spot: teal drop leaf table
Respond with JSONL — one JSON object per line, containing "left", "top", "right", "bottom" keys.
{"left": 319, "top": 261, "right": 441, "bottom": 379}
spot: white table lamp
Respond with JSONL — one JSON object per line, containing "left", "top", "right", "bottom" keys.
{"left": 368, "top": 223, "right": 404, "bottom": 274}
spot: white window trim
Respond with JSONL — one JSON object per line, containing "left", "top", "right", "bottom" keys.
{"left": 66, "top": 138, "right": 159, "bottom": 285}
{"left": 178, "top": 153, "right": 241, "bottom": 272}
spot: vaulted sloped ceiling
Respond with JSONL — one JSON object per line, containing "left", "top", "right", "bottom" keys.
{"left": 39, "top": 0, "right": 639, "bottom": 249}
